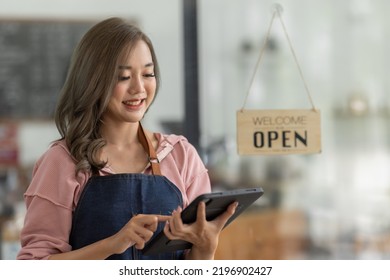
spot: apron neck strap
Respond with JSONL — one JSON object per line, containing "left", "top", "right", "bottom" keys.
{"left": 137, "top": 122, "right": 162, "bottom": 176}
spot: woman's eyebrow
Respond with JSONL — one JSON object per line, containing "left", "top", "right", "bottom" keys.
{"left": 118, "top": 62, "right": 154, "bottom": 69}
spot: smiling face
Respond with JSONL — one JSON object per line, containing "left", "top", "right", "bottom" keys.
{"left": 102, "top": 39, "right": 157, "bottom": 125}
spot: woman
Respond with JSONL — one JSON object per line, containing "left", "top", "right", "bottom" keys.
{"left": 17, "top": 17, "right": 237, "bottom": 260}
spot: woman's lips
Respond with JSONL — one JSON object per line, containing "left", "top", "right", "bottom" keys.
{"left": 122, "top": 99, "right": 145, "bottom": 110}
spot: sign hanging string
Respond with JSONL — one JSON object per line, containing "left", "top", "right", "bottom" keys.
{"left": 240, "top": 4, "right": 317, "bottom": 112}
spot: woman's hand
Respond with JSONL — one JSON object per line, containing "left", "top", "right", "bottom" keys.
{"left": 108, "top": 214, "right": 170, "bottom": 254}
{"left": 48, "top": 214, "right": 170, "bottom": 260}
{"left": 163, "top": 201, "right": 238, "bottom": 259}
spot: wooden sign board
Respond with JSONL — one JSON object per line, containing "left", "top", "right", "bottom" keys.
{"left": 237, "top": 109, "right": 321, "bottom": 155}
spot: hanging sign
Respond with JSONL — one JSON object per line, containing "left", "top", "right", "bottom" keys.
{"left": 237, "top": 4, "right": 321, "bottom": 155}
{"left": 237, "top": 109, "right": 321, "bottom": 155}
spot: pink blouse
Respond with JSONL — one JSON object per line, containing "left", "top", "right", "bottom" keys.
{"left": 17, "top": 133, "right": 211, "bottom": 260}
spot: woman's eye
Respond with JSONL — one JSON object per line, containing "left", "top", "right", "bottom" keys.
{"left": 144, "top": 73, "right": 155, "bottom": 78}
{"left": 118, "top": 76, "right": 130, "bottom": 81}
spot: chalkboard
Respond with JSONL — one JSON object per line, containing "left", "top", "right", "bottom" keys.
{"left": 0, "top": 20, "right": 95, "bottom": 119}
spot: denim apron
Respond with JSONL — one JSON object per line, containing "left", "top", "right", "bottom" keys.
{"left": 69, "top": 123, "right": 184, "bottom": 259}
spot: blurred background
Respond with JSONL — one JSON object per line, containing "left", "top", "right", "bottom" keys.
{"left": 1, "top": 0, "right": 390, "bottom": 260}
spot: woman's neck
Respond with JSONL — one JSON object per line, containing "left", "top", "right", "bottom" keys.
{"left": 100, "top": 121, "right": 140, "bottom": 147}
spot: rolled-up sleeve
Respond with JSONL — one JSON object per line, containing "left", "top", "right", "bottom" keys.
{"left": 17, "top": 142, "right": 87, "bottom": 260}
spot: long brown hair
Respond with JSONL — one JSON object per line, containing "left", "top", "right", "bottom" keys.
{"left": 54, "top": 17, "right": 160, "bottom": 174}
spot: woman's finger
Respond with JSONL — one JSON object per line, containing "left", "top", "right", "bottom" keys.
{"left": 163, "top": 221, "right": 181, "bottom": 240}
{"left": 213, "top": 202, "right": 238, "bottom": 228}
{"left": 156, "top": 215, "right": 171, "bottom": 223}
{"left": 168, "top": 207, "right": 185, "bottom": 235}
{"left": 195, "top": 201, "right": 207, "bottom": 227}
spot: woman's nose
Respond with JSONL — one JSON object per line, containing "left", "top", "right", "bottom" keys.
{"left": 129, "top": 76, "right": 145, "bottom": 93}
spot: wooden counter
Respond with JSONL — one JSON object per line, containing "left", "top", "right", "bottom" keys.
{"left": 214, "top": 209, "right": 307, "bottom": 259}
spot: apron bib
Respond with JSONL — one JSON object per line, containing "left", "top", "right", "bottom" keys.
{"left": 69, "top": 123, "right": 184, "bottom": 259}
